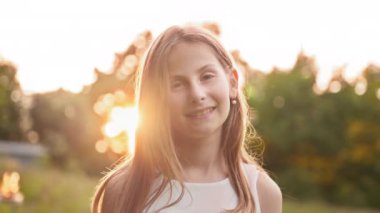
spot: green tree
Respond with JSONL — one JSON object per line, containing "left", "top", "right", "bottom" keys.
{"left": 0, "top": 60, "right": 24, "bottom": 141}
{"left": 244, "top": 52, "right": 380, "bottom": 208}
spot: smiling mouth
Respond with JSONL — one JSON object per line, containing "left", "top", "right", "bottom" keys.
{"left": 186, "top": 107, "right": 216, "bottom": 118}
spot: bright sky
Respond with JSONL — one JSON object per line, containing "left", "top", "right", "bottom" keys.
{"left": 1, "top": 0, "right": 379, "bottom": 94}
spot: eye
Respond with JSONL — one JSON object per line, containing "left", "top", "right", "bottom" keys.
{"left": 170, "top": 81, "right": 184, "bottom": 90}
{"left": 201, "top": 72, "right": 215, "bottom": 81}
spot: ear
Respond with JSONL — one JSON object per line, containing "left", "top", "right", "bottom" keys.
{"left": 229, "top": 68, "right": 239, "bottom": 99}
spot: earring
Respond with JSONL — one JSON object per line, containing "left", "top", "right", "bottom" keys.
{"left": 231, "top": 99, "right": 237, "bottom": 105}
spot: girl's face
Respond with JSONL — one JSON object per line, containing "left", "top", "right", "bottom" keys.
{"left": 167, "top": 42, "right": 237, "bottom": 141}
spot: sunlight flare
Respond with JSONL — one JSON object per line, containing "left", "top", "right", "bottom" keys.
{"left": 100, "top": 106, "right": 139, "bottom": 154}
{"left": 0, "top": 171, "right": 24, "bottom": 204}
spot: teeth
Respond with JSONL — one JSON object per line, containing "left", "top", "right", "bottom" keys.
{"left": 191, "top": 107, "right": 213, "bottom": 116}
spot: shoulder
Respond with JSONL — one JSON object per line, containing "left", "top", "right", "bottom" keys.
{"left": 256, "top": 171, "right": 282, "bottom": 213}
{"left": 241, "top": 163, "right": 282, "bottom": 212}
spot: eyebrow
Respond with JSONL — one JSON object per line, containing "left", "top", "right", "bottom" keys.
{"left": 196, "top": 64, "right": 216, "bottom": 73}
{"left": 170, "top": 64, "right": 216, "bottom": 79}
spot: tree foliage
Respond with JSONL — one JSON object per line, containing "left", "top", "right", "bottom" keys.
{"left": 243, "top": 52, "right": 380, "bottom": 207}
{"left": 0, "top": 60, "right": 24, "bottom": 141}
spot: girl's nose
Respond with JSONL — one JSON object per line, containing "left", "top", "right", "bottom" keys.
{"left": 189, "top": 82, "right": 206, "bottom": 104}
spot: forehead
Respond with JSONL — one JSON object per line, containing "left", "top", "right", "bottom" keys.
{"left": 167, "top": 42, "right": 223, "bottom": 74}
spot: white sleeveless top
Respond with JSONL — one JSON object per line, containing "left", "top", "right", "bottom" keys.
{"left": 144, "top": 163, "right": 261, "bottom": 213}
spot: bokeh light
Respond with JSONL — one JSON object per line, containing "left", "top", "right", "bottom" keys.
{"left": 97, "top": 105, "right": 139, "bottom": 155}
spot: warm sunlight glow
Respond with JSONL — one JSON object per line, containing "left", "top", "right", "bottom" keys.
{"left": 95, "top": 140, "right": 108, "bottom": 153}
{"left": 2, "top": 0, "right": 379, "bottom": 93}
{"left": 103, "top": 122, "right": 121, "bottom": 138}
{"left": 0, "top": 171, "right": 24, "bottom": 204}
{"left": 329, "top": 81, "right": 342, "bottom": 94}
{"left": 355, "top": 80, "right": 367, "bottom": 96}
{"left": 94, "top": 93, "right": 117, "bottom": 116}
{"left": 312, "top": 84, "right": 323, "bottom": 95}
{"left": 99, "top": 106, "right": 139, "bottom": 154}
{"left": 377, "top": 88, "right": 380, "bottom": 100}
{"left": 110, "top": 139, "right": 126, "bottom": 154}
{"left": 93, "top": 102, "right": 107, "bottom": 115}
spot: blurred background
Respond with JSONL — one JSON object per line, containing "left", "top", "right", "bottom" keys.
{"left": 1, "top": 0, "right": 379, "bottom": 212}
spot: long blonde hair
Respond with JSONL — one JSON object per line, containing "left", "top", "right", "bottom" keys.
{"left": 92, "top": 25, "right": 261, "bottom": 213}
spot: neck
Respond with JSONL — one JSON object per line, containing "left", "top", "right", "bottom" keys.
{"left": 174, "top": 130, "right": 228, "bottom": 182}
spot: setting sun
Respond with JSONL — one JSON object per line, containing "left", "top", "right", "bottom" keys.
{"left": 97, "top": 106, "right": 139, "bottom": 154}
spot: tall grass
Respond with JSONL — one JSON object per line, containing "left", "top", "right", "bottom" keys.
{"left": 0, "top": 166, "right": 98, "bottom": 213}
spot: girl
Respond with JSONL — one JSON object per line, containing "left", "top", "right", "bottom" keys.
{"left": 92, "top": 25, "right": 282, "bottom": 213}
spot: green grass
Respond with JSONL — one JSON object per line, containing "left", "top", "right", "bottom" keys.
{"left": 284, "top": 199, "right": 379, "bottom": 213}
{"left": 0, "top": 167, "right": 98, "bottom": 213}
{"left": 0, "top": 166, "right": 379, "bottom": 213}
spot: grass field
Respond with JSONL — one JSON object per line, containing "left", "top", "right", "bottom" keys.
{"left": 0, "top": 167, "right": 378, "bottom": 213}
{"left": 284, "top": 200, "right": 379, "bottom": 213}
{"left": 0, "top": 167, "right": 98, "bottom": 213}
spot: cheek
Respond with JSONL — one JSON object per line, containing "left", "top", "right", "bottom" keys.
{"left": 213, "top": 81, "right": 231, "bottom": 102}
{"left": 168, "top": 93, "right": 184, "bottom": 114}
{"left": 168, "top": 95, "right": 186, "bottom": 130}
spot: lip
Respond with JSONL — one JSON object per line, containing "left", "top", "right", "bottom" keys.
{"left": 186, "top": 107, "right": 216, "bottom": 118}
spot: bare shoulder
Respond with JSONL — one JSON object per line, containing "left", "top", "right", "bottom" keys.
{"left": 257, "top": 171, "right": 282, "bottom": 213}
